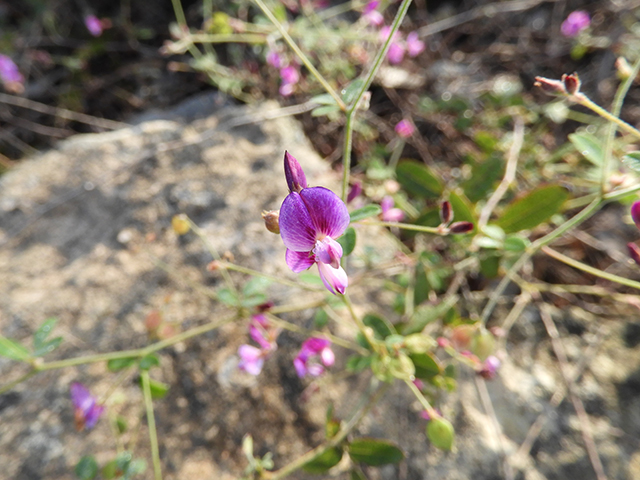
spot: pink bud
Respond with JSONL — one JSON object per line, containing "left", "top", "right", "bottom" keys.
{"left": 631, "top": 201, "right": 640, "bottom": 230}
{"left": 561, "top": 10, "right": 590, "bottom": 38}
{"left": 394, "top": 119, "right": 415, "bottom": 138}
{"left": 406, "top": 31, "right": 425, "bottom": 57}
{"left": 628, "top": 242, "right": 640, "bottom": 266}
{"left": 85, "top": 15, "right": 103, "bottom": 37}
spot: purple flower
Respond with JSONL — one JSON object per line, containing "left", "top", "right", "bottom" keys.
{"left": 279, "top": 65, "right": 299, "bottom": 96}
{"left": 362, "top": 1, "right": 384, "bottom": 26}
{"left": 387, "top": 42, "right": 405, "bottom": 64}
{"left": 478, "top": 355, "right": 501, "bottom": 379}
{"left": 266, "top": 50, "right": 282, "bottom": 69}
{"left": 238, "top": 314, "right": 278, "bottom": 375}
{"left": 294, "top": 337, "right": 335, "bottom": 377}
{"left": 628, "top": 242, "right": 640, "bottom": 267}
{"left": 406, "top": 31, "right": 425, "bottom": 57}
{"left": 394, "top": 119, "right": 415, "bottom": 138}
{"left": 561, "top": 10, "right": 590, "bottom": 37}
{"left": 70, "top": 383, "right": 104, "bottom": 431}
{"left": 631, "top": 201, "right": 640, "bottom": 230}
{"left": 85, "top": 15, "right": 103, "bottom": 37}
{"left": 0, "top": 54, "right": 24, "bottom": 87}
{"left": 279, "top": 152, "right": 350, "bottom": 295}
{"left": 381, "top": 196, "right": 404, "bottom": 222}
{"left": 347, "top": 182, "right": 362, "bottom": 203}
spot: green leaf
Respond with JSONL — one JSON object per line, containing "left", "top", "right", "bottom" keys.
{"left": 449, "top": 191, "right": 476, "bottom": 227}
{"left": 349, "top": 205, "right": 381, "bottom": 222}
{"left": 479, "top": 252, "right": 501, "bottom": 278}
{"left": 348, "top": 438, "right": 404, "bottom": 466}
{"left": 0, "top": 336, "right": 31, "bottom": 361}
{"left": 342, "top": 79, "right": 366, "bottom": 104}
{"left": 240, "top": 294, "right": 268, "bottom": 308}
{"left": 426, "top": 417, "right": 455, "bottom": 450}
{"left": 147, "top": 378, "right": 169, "bottom": 399}
{"left": 302, "top": 447, "right": 343, "bottom": 473}
{"left": 33, "top": 318, "right": 57, "bottom": 349}
{"left": 337, "top": 227, "right": 356, "bottom": 256}
{"left": 102, "top": 460, "right": 118, "bottom": 479}
{"left": 396, "top": 161, "right": 443, "bottom": 199}
{"left": 311, "top": 105, "right": 340, "bottom": 117}
{"left": 116, "top": 415, "right": 128, "bottom": 434}
{"left": 504, "top": 235, "right": 529, "bottom": 252}
{"left": 138, "top": 354, "right": 160, "bottom": 370}
{"left": 410, "top": 353, "right": 442, "bottom": 379}
{"left": 314, "top": 309, "right": 329, "bottom": 328}
{"left": 363, "top": 313, "right": 395, "bottom": 339}
{"left": 569, "top": 132, "right": 604, "bottom": 166}
{"left": 242, "top": 277, "right": 271, "bottom": 297}
{"left": 461, "top": 155, "right": 503, "bottom": 203}
{"left": 107, "top": 357, "right": 137, "bottom": 372}
{"left": 75, "top": 456, "right": 98, "bottom": 480}
{"left": 346, "top": 354, "right": 372, "bottom": 372}
{"left": 404, "top": 303, "right": 452, "bottom": 335}
{"left": 310, "top": 93, "right": 337, "bottom": 106}
{"left": 350, "top": 469, "right": 368, "bottom": 480}
{"left": 217, "top": 288, "right": 238, "bottom": 307}
{"left": 623, "top": 151, "right": 640, "bottom": 172}
{"left": 299, "top": 273, "right": 324, "bottom": 285}
{"left": 32, "top": 337, "right": 63, "bottom": 357}
{"left": 495, "top": 185, "right": 568, "bottom": 233}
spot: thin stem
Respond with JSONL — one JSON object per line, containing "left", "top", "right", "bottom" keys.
{"left": 217, "top": 261, "right": 324, "bottom": 291}
{"left": 0, "top": 370, "right": 37, "bottom": 395}
{"left": 404, "top": 378, "right": 438, "bottom": 419}
{"left": 141, "top": 371, "right": 163, "bottom": 480}
{"left": 341, "top": 294, "right": 378, "bottom": 351}
{"left": 340, "top": 0, "right": 414, "bottom": 199}
{"left": 252, "top": 0, "right": 345, "bottom": 110}
{"left": 169, "top": 0, "right": 204, "bottom": 60}
{"left": 574, "top": 93, "right": 640, "bottom": 141}
{"left": 264, "top": 381, "right": 389, "bottom": 480}
{"left": 600, "top": 58, "right": 640, "bottom": 193}
{"left": 542, "top": 246, "right": 640, "bottom": 290}
{"left": 361, "top": 220, "right": 442, "bottom": 234}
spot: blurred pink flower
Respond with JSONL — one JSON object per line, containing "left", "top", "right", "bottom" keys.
{"left": 0, "top": 54, "right": 24, "bottom": 93}
{"left": 279, "top": 65, "right": 300, "bottom": 97}
{"left": 294, "top": 337, "right": 335, "bottom": 377}
{"left": 85, "top": 15, "right": 103, "bottom": 37}
{"left": 387, "top": 42, "right": 405, "bottom": 64}
{"left": 266, "top": 50, "right": 282, "bottom": 69}
{"left": 406, "top": 31, "right": 425, "bottom": 57}
{"left": 394, "top": 119, "right": 415, "bottom": 138}
{"left": 561, "top": 10, "right": 590, "bottom": 37}
{"left": 238, "top": 314, "right": 279, "bottom": 375}
{"left": 381, "top": 196, "right": 405, "bottom": 222}
{"left": 70, "top": 383, "right": 104, "bottom": 431}
{"left": 362, "top": 1, "right": 384, "bottom": 26}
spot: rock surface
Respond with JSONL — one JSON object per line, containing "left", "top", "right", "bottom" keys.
{"left": 1, "top": 98, "right": 640, "bottom": 480}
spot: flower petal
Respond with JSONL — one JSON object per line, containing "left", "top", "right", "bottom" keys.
{"left": 321, "top": 347, "right": 335, "bottom": 367}
{"left": 300, "top": 187, "right": 350, "bottom": 239}
{"left": 238, "top": 345, "right": 265, "bottom": 375}
{"left": 280, "top": 192, "right": 317, "bottom": 251}
{"left": 284, "top": 151, "right": 307, "bottom": 193}
{"left": 285, "top": 249, "right": 315, "bottom": 273}
{"left": 313, "top": 237, "right": 342, "bottom": 268}
{"left": 294, "top": 357, "right": 307, "bottom": 377}
{"left": 317, "top": 262, "right": 348, "bottom": 295}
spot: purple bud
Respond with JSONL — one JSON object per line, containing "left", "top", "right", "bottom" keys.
{"left": 440, "top": 201, "right": 453, "bottom": 224}
{"left": 381, "top": 196, "right": 405, "bottom": 222}
{"left": 449, "top": 221, "right": 474, "bottom": 234}
{"left": 562, "top": 72, "right": 581, "bottom": 95}
{"left": 347, "top": 182, "right": 362, "bottom": 203}
{"left": 70, "top": 383, "right": 104, "bottom": 430}
{"left": 262, "top": 210, "right": 280, "bottom": 234}
{"left": 0, "top": 54, "right": 24, "bottom": 86}
{"left": 630, "top": 201, "right": 640, "bottom": 230}
{"left": 561, "top": 10, "right": 590, "bottom": 38}
{"left": 283, "top": 151, "right": 307, "bottom": 193}
{"left": 363, "top": 0, "right": 380, "bottom": 14}
{"left": 394, "top": 119, "right": 415, "bottom": 138}
{"left": 85, "top": 15, "right": 103, "bottom": 37}
{"left": 266, "top": 50, "right": 282, "bottom": 68}
{"left": 479, "top": 355, "right": 501, "bottom": 379}
{"left": 534, "top": 76, "right": 567, "bottom": 96}
{"left": 628, "top": 242, "right": 640, "bottom": 266}
{"left": 387, "top": 42, "right": 405, "bottom": 64}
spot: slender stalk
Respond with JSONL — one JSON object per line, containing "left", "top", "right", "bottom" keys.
{"left": 574, "top": 93, "right": 640, "bottom": 141}
{"left": 169, "top": 0, "right": 204, "bottom": 60}
{"left": 404, "top": 378, "right": 438, "bottom": 419}
{"left": 542, "top": 246, "right": 640, "bottom": 290}
{"left": 141, "top": 371, "right": 163, "bottom": 480}
{"left": 342, "top": 294, "right": 378, "bottom": 351}
{"left": 216, "top": 261, "right": 324, "bottom": 291}
{"left": 362, "top": 220, "right": 442, "bottom": 234}
{"left": 264, "top": 381, "right": 389, "bottom": 480}
{"left": 253, "top": 0, "right": 345, "bottom": 110}
{"left": 600, "top": 58, "right": 640, "bottom": 193}
{"left": 0, "top": 370, "right": 37, "bottom": 395}
{"left": 340, "top": 0, "right": 414, "bottom": 199}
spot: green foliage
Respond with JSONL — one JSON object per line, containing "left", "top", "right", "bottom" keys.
{"left": 496, "top": 185, "right": 568, "bottom": 233}
{"left": 396, "top": 161, "right": 443, "bottom": 199}
{"left": 75, "top": 456, "right": 98, "bottom": 480}
{"left": 348, "top": 438, "right": 404, "bottom": 466}
{"left": 302, "top": 447, "right": 343, "bottom": 473}
{"left": 0, "top": 336, "right": 31, "bottom": 361}
{"left": 427, "top": 417, "right": 455, "bottom": 451}
{"left": 337, "top": 226, "right": 357, "bottom": 256}
{"left": 569, "top": 132, "right": 604, "bottom": 166}
{"left": 350, "top": 205, "right": 382, "bottom": 222}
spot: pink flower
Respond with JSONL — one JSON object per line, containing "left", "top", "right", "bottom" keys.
{"left": 294, "top": 337, "right": 335, "bottom": 377}
{"left": 561, "top": 10, "right": 590, "bottom": 37}
{"left": 629, "top": 243, "right": 640, "bottom": 267}
{"left": 279, "top": 65, "right": 300, "bottom": 97}
{"left": 347, "top": 182, "right": 362, "bottom": 203}
{"left": 238, "top": 314, "right": 279, "bottom": 375}
{"left": 381, "top": 196, "right": 405, "bottom": 222}
{"left": 478, "top": 355, "right": 501, "bottom": 379}
{"left": 362, "top": 1, "right": 384, "bottom": 26}
{"left": 266, "top": 50, "right": 282, "bottom": 69}
{"left": 406, "top": 31, "right": 425, "bottom": 57}
{"left": 85, "top": 15, "right": 103, "bottom": 37}
{"left": 279, "top": 152, "right": 350, "bottom": 295}
{"left": 631, "top": 201, "right": 640, "bottom": 230}
{"left": 0, "top": 54, "right": 24, "bottom": 92}
{"left": 387, "top": 42, "right": 405, "bottom": 64}
{"left": 70, "top": 383, "right": 104, "bottom": 430}
{"left": 394, "top": 119, "right": 415, "bottom": 138}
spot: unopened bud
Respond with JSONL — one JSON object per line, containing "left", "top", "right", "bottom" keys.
{"left": 262, "top": 210, "right": 280, "bottom": 234}
{"left": 451, "top": 325, "right": 474, "bottom": 351}
{"left": 534, "top": 76, "right": 567, "bottom": 95}
{"left": 478, "top": 355, "right": 501, "bottom": 379}
{"left": 426, "top": 416, "right": 455, "bottom": 451}
{"left": 616, "top": 57, "right": 633, "bottom": 81}
{"left": 404, "top": 334, "right": 436, "bottom": 354}
{"left": 347, "top": 182, "right": 362, "bottom": 203}
{"left": 631, "top": 201, "right": 640, "bottom": 230}
{"left": 562, "top": 72, "right": 581, "bottom": 95}
{"left": 449, "top": 221, "right": 474, "bottom": 234}
{"left": 172, "top": 214, "right": 190, "bottom": 235}
{"left": 145, "top": 310, "right": 162, "bottom": 332}
{"left": 284, "top": 151, "right": 307, "bottom": 193}
{"left": 440, "top": 201, "right": 453, "bottom": 224}
{"left": 207, "top": 260, "right": 222, "bottom": 271}
{"left": 388, "top": 352, "right": 415, "bottom": 380}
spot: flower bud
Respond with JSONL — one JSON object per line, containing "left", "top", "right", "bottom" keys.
{"left": 394, "top": 119, "right": 415, "bottom": 138}
{"left": 449, "top": 221, "right": 474, "bottom": 234}
{"left": 628, "top": 242, "right": 640, "bottom": 267}
{"left": 631, "top": 201, "right": 640, "bottom": 230}
{"left": 440, "top": 201, "right": 453, "bottom": 225}
{"left": 388, "top": 352, "right": 415, "bottom": 380}
{"left": 283, "top": 151, "right": 308, "bottom": 193}
{"left": 478, "top": 355, "right": 501, "bottom": 379}
{"left": 171, "top": 214, "right": 190, "bottom": 235}
{"left": 562, "top": 72, "right": 581, "bottom": 95}
{"left": 534, "top": 76, "right": 567, "bottom": 95}
{"left": 616, "top": 57, "right": 633, "bottom": 80}
{"left": 426, "top": 416, "right": 455, "bottom": 451}
{"left": 262, "top": 210, "right": 280, "bottom": 234}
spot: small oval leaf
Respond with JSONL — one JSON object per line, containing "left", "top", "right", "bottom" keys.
{"left": 0, "top": 337, "right": 31, "bottom": 361}
{"left": 302, "top": 447, "right": 343, "bottom": 473}
{"left": 569, "top": 132, "right": 604, "bottom": 166}
{"left": 348, "top": 438, "right": 404, "bottom": 466}
{"left": 350, "top": 205, "right": 382, "bottom": 222}
{"left": 337, "top": 226, "right": 356, "bottom": 256}
{"left": 107, "top": 357, "right": 137, "bottom": 372}
{"left": 495, "top": 185, "right": 568, "bottom": 234}
{"left": 427, "top": 417, "right": 455, "bottom": 451}
{"left": 396, "top": 161, "right": 443, "bottom": 199}
{"left": 75, "top": 455, "right": 98, "bottom": 480}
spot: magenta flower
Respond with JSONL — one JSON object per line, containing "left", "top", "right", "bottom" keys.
{"left": 238, "top": 314, "right": 278, "bottom": 375}
{"left": 70, "top": 383, "right": 104, "bottom": 431}
{"left": 561, "top": 10, "right": 590, "bottom": 37}
{"left": 267, "top": 50, "right": 282, "bottom": 69}
{"left": 406, "top": 31, "right": 425, "bottom": 57}
{"left": 387, "top": 42, "right": 405, "bottom": 64}
{"left": 347, "top": 182, "right": 362, "bottom": 203}
{"left": 294, "top": 337, "right": 335, "bottom": 377}
{"left": 628, "top": 243, "right": 640, "bottom": 267}
{"left": 381, "top": 196, "right": 405, "bottom": 222}
{"left": 85, "top": 15, "right": 103, "bottom": 37}
{"left": 0, "top": 54, "right": 24, "bottom": 89}
{"left": 362, "top": 1, "right": 384, "bottom": 26}
{"left": 279, "top": 152, "right": 350, "bottom": 295}
{"left": 631, "top": 201, "right": 640, "bottom": 230}
{"left": 279, "top": 65, "right": 299, "bottom": 96}
{"left": 478, "top": 355, "right": 501, "bottom": 379}
{"left": 394, "top": 119, "right": 415, "bottom": 138}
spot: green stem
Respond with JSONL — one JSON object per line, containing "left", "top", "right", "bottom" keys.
{"left": 169, "top": 0, "right": 204, "bottom": 60}
{"left": 362, "top": 220, "right": 442, "bottom": 234}
{"left": 217, "top": 261, "right": 324, "bottom": 291}
{"left": 263, "top": 381, "right": 389, "bottom": 480}
{"left": 600, "top": 58, "right": 640, "bottom": 193}
{"left": 542, "top": 246, "right": 640, "bottom": 290}
{"left": 574, "top": 93, "right": 640, "bottom": 141}
{"left": 253, "top": 0, "right": 345, "bottom": 110}
{"left": 0, "top": 370, "right": 37, "bottom": 395}
{"left": 341, "top": 294, "right": 378, "bottom": 352}
{"left": 404, "top": 378, "right": 438, "bottom": 419}
{"left": 141, "top": 371, "right": 163, "bottom": 480}
{"left": 340, "top": 0, "right": 414, "bottom": 200}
